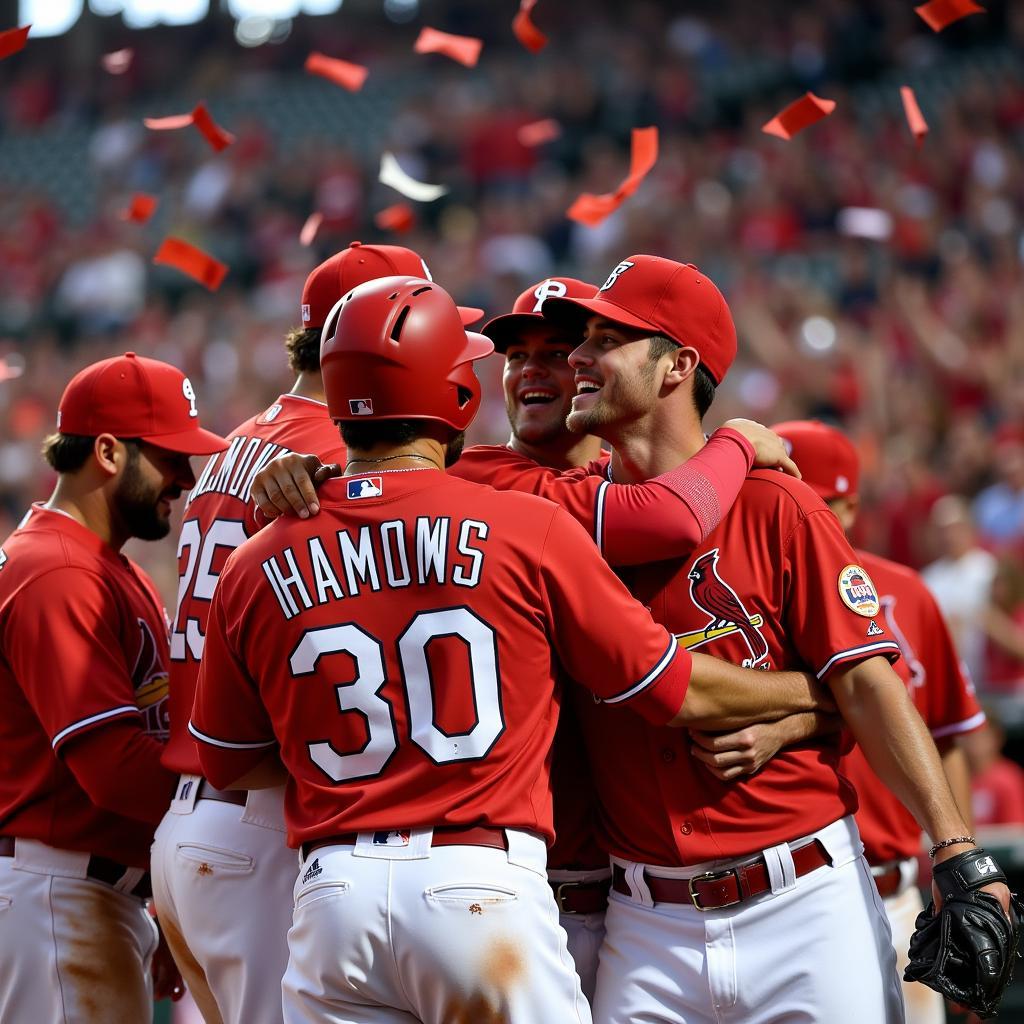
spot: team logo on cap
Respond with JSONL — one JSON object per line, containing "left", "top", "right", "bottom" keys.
{"left": 531, "top": 278, "right": 567, "bottom": 312}
{"left": 838, "top": 564, "right": 880, "bottom": 618}
{"left": 182, "top": 378, "right": 198, "bottom": 419}
{"left": 349, "top": 398, "right": 373, "bottom": 416}
{"left": 301, "top": 303, "right": 311, "bottom": 324}
{"left": 600, "top": 261, "right": 635, "bottom": 292}
{"left": 835, "top": 475, "right": 849, "bottom": 494}
{"left": 347, "top": 477, "right": 383, "bottom": 500}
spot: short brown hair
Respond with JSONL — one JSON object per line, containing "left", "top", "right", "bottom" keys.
{"left": 42, "top": 433, "right": 142, "bottom": 473}
{"left": 285, "top": 326, "right": 322, "bottom": 374}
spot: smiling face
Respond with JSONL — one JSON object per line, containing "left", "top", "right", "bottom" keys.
{"left": 502, "top": 324, "right": 580, "bottom": 447}
{"left": 566, "top": 316, "right": 668, "bottom": 437}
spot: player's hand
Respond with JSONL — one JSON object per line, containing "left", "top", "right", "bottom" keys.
{"left": 721, "top": 419, "right": 801, "bottom": 479}
{"left": 251, "top": 452, "right": 341, "bottom": 520}
{"left": 930, "top": 842, "right": 1012, "bottom": 917}
{"left": 151, "top": 923, "right": 185, "bottom": 1002}
{"left": 689, "top": 722, "right": 789, "bottom": 780}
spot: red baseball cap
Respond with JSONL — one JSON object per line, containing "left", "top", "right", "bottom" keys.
{"left": 57, "top": 352, "right": 229, "bottom": 456}
{"left": 542, "top": 255, "right": 737, "bottom": 384}
{"left": 482, "top": 277, "right": 597, "bottom": 352}
{"left": 771, "top": 420, "right": 860, "bottom": 501}
{"left": 301, "top": 241, "right": 483, "bottom": 329}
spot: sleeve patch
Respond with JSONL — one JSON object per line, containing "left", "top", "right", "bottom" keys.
{"left": 838, "top": 564, "right": 880, "bottom": 618}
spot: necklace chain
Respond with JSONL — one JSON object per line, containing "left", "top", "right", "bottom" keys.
{"left": 345, "top": 453, "right": 440, "bottom": 470}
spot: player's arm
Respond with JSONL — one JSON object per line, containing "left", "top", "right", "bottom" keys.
{"left": 690, "top": 710, "right": 843, "bottom": 781}
{"left": 827, "top": 656, "right": 1009, "bottom": 909}
{"left": 190, "top": 566, "right": 279, "bottom": 790}
{"left": 941, "top": 742, "right": 973, "bottom": 829}
{"left": 3, "top": 568, "right": 178, "bottom": 822}
{"left": 247, "top": 423, "right": 799, "bottom": 566}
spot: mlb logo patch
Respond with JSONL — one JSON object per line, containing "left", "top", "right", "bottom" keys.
{"left": 347, "top": 477, "right": 383, "bottom": 500}
{"left": 372, "top": 830, "right": 410, "bottom": 847}
{"left": 349, "top": 398, "right": 373, "bottom": 416}
{"left": 301, "top": 303, "right": 311, "bottom": 323}
{"left": 838, "top": 564, "right": 880, "bottom": 618}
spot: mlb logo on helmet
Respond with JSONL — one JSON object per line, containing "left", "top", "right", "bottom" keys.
{"left": 347, "top": 477, "right": 383, "bottom": 500}
{"left": 349, "top": 398, "right": 373, "bottom": 416}
{"left": 838, "top": 564, "right": 880, "bottom": 618}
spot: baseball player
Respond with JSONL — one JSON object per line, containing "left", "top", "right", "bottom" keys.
{"left": 189, "top": 277, "right": 831, "bottom": 1024}
{"left": 767, "top": 420, "right": 985, "bottom": 1023}
{"left": 152, "top": 242, "right": 465, "bottom": 1024}
{"left": 534, "top": 254, "right": 1011, "bottom": 1024}
{"left": 0, "top": 353, "right": 227, "bottom": 1023}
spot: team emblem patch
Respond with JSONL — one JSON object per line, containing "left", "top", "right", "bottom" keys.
{"left": 347, "top": 477, "right": 383, "bottom": 500}
{"left": 372, "top": 830, "right": 410, "bottom": 847}
{"left": 838, "top": 564, "right": 880, "bottom": 618}
{"left": 349, "top": 398, "right": 373, "bottom": 416}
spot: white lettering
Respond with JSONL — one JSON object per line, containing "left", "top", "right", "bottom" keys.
{"left": 415, "top": 517, "right": 448, "bottom": 585}
{"left": 338, "top": 526, "right": 380, "bottom": 595}
{"left": 453, "top": 520, "right": 487, "bottom": 587}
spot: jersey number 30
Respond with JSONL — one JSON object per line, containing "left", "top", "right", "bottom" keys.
{"left": 289, "top": 608, "right": 503, "bottom": 782}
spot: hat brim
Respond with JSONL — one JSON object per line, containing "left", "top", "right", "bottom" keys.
{"left": 542, "top": 295, "right": 668, "bottom": 339}
{"left": 482, "top": 311, "right": 590, "bottom": 352}
{"left": 458, "top": 306, "right": 485, "bottom": 327}
{"left": 141, "top": 426, "right": 230, "bottom": 456}
{"left": 459, "top": 331, "right": 495, "bottom": 363}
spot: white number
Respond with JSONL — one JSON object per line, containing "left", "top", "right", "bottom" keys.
{"left": 171, "top": 517, "right": 249, "bottom": 660}
{"left": 290, "top": 608, "right": 504, "bottom": 783}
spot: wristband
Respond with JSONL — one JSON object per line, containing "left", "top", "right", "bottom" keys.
{"left": 929, "top": 835, "right": 976, "bottom": 859}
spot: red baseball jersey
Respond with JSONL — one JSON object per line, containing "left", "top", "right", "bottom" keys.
{"left": 0, "top": 506, "right": 172, "bottom": 865}
{"left": 190, "top": 469, "right": 689, "bottom": 850}
{"left": 842, "top": 549, "right": 984, "bottom": 864}
{"left": 163, "top": 394, "right": 346, "bottom": 775}
{"left": 576, "top": 470, "right": 902, "bottom": 866}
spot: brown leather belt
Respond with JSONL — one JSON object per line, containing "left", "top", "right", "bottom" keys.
{"left": 612, "top": 839, "right": 831, "bottom": 911}
{"left": 302, "top": 825, "right": 508, "bottom": 861}
{"left": 0, "top": 836, "right": 152, "bottom": 899}
{"left": 196, "top": 779, "right": 247, "bottom": 806}
{"left": 550, "top": 877, "right": 612, "bottom": 915}
{"left": 871, "top": 862, "right": 904, "bottom": 899}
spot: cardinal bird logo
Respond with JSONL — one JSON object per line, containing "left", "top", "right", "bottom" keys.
{"left": 687, "top": 549, "right": 769, "bottom": 665}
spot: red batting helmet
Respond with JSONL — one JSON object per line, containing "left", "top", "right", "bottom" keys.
{"left": 320, "top": 277, "right": 494, "bottom": 433}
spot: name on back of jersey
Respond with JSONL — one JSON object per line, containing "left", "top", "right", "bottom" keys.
{"left": 187, "top": 434, "right": 294, "bottom": 509}
{"left": 261, "top": 516, "right": 489, "bottom": 620}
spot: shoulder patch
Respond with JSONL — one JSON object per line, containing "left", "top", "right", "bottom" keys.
{"left": 838, "top": 564, "right": 880, "bottom": 618}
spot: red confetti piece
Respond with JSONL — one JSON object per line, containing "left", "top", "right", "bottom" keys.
{"left": 299, "top": 212, "right": 323, "bottom": 247}
{"left": 761, "top": 92, "right": 836, "bottom": 140}
{"left": 914, "top": 0, "right": 984, "bottom": 32}
{"left": 567, "top": 126, "right": 659, "bottom": 227}
{"left": 413, "top": 27, "right": 483, "bottom": 68}
{"left": 0, "top": 25, "right": 30, "bottom": 61}
{"left": 374, "top": 203, "right": 416, "bottom": 234}
{"left": 517, "top": 118, "right": 561, "bottom": 146}
{"left": 153, "top": 238, "right": 228, "bottom": 291}
{"left": 119, "top": 194, "right": 158, "bottom": 224}
{"left": 144, "top": 102, "right": 235, "bottom": 153}
{"left": 101, "top": 48, "right": 133, "bottom": 74}
{"left": 900, "top": 86, "right": 929, "bottom": 143}
{"left": 512, "top": 0, "right": 548, "bottom": 53}
{"left": 304, "top": 52, "right": 368, "bottom": 92}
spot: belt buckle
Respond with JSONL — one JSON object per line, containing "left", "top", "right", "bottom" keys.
{"left": 687, "top": 868, "right": 739, "bottom": 912}
{"left": 553, "top": 880, "right": 583, "bottom": 915}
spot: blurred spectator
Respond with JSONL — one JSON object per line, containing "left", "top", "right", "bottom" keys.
{"left": 983, "top": 552, "right": 1024, "bottom": 696}
{"left": 965, "top": 709, "right": 1024, "bottom": 827}
{"left": 973, "top": 433, "right": 1024, "bottom": 547}
{"left": 922, "top": 495, "right": 998, "bottom": 687}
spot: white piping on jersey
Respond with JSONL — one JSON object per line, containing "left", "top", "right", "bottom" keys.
{"left": 815, "top": 640, "right": 901, "bottom": 680}
{"left": 51, "top": 705, "right": 140, "bottom": 749}
{"left": 188, "top": 721, "right": 277, "bottom": 750}
{"left": 931, "top": 710, "right": 987, "bottom": 740}
{"left": 279, "top": 393, "right": 328, "bottom": 408}
{"left": 594, "top": 479, "right": 609, "bottom": 555}
{"left": 602, "top": 635, "right": 678, "bottom": 705}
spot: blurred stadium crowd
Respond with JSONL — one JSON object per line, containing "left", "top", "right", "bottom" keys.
{"left": 2, "top": 0, "right": 1024, "bottom": 715}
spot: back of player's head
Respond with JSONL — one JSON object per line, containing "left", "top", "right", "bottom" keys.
{"left": 320, "top": 276, "right": 493, "bottom": 435}
{"left": 771, "top": 420, "right": 860, "bottom": 500}
{"left": 541, "top": 255, "right": 737, "bottom": 385}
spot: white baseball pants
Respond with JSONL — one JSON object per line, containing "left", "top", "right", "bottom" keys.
{"left": 550, "top": 866, "right": 611, "bottom": 1004}
{"left": 282, "top": 828, "right": 591, "bottom": 1024}
{"left": 0, "top": 838, "right": 158, "bottom": 1022}
{"left": 593, "top": 816, "right": 906, "bottom": 1024}
{"left": 151, "top": 778, "right": 296, "bottom": 1024}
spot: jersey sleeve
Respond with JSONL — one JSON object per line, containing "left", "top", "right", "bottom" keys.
{"left": 190, "top": 564, "right": 278, "bottom": 788}
{"left": 536, "top": 507, "right": 691, "bottom": 725}
{"left": 3, "top": 567, "right": 147, "bottom": 751}
{"left": 783, "top": 509, "right": 902, "bottom": 679}
{"left": 914, "top": 583, "right": 986, "bottom": 738}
